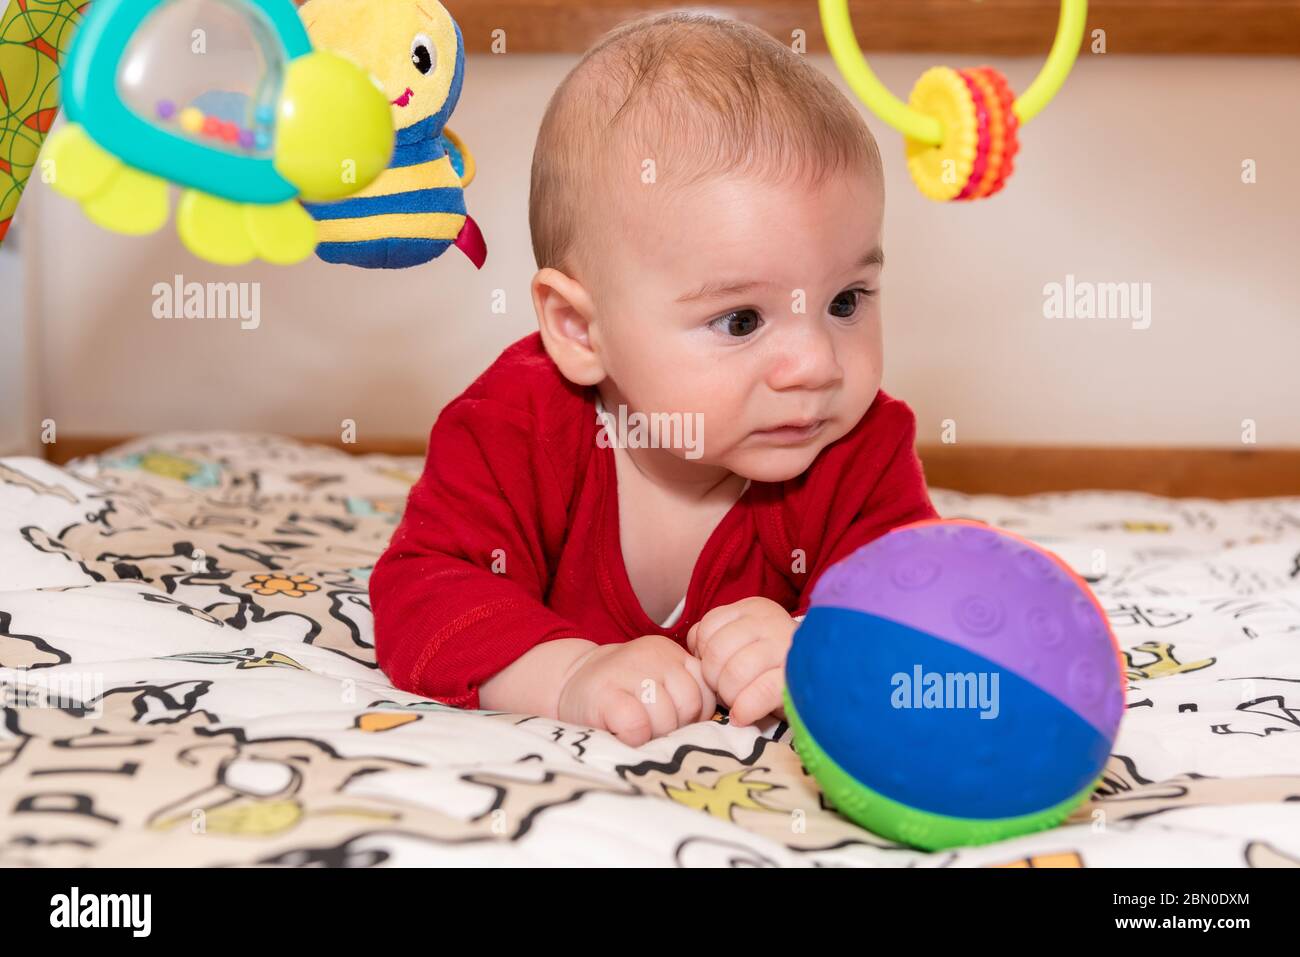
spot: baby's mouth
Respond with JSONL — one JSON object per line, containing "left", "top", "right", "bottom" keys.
{"left": 391, "top": 88, "right": 414, "bottom": 107}
{"left": 752, "top": 419, "right": 827, "bottom": 445}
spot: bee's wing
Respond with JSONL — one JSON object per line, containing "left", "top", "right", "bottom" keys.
{"left": 441, "top": 127, "right": 476, "bottom": 188}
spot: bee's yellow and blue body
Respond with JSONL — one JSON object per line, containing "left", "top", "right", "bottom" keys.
{"left": 302, "top": 115, "right": 478, "bottom": 269}
{"left": 299, "top": 0, "right": 486, "bottom": 269}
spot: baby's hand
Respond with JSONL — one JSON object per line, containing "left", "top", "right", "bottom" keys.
{"left": 556, "top": 635, "right": 717, "bottom": 748}
{"left": 687, "top": 597, "right": 797, "bottom": 727}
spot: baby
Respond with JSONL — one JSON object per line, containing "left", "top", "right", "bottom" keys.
{"left": 370, "top": 11, "right": 938, "bottom": 746}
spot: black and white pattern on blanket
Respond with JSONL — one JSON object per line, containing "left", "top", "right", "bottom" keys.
{"left": 0, "top": 434, "right": 1298, "bottom": 866}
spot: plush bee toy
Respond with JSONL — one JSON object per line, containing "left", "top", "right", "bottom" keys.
{"left": 298, "top": 0, "right": 486, "bottom": 269}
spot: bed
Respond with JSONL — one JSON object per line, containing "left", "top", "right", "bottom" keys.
{"left": 1, "top": 432, "right": 1298, "bottom": 867}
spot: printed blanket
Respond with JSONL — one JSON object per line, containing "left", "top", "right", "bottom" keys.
{"left": 1, "top": 433, "right": 1297, "bottom": 866}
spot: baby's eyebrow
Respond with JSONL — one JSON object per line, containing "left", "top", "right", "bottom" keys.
{"left": 676, "top": 246, "right": 885, "bottom": 304}
{"left": 860, "top": 245, "right": 885, "bottom": 268}
{"left": 676, "top": 279, "right": 776, "bottom": 304}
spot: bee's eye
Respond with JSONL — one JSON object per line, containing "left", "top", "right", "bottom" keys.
{"left": 411, "top": 34, "right": 435, "bottom": 75}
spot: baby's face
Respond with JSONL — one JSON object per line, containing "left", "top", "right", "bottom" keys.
{"left": 590, "top": 167, "right": 884, "bottom": 483}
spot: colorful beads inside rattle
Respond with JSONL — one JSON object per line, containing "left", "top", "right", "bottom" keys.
{"left": 155, "top": 99, "right": 271, "bottom": 153}
{"left": 904, "top": 65, "right": 1020, "bottom": 202}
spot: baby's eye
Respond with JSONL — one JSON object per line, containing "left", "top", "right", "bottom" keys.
{"left": 829, "top": 289, "right": 869, "bottom": 320}
{"left": 710, "top": 310, "right": 762, "bottom": 338}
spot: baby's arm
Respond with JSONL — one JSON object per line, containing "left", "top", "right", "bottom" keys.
{"left": 479, "top": 638, "right": 596, "bottom": 716}
{"left": 370, "top": 398, "right": 714, "bottom": 742}
{"left": 370, "top": 398, "right": 588, "bottom": 711}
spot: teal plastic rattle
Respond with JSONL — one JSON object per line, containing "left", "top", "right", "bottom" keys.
{"left": 43, "top": 0, "right": 394, "bottom": 264}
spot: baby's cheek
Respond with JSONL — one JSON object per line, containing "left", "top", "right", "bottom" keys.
{"left": 839, "top": 371, "right": 882, "bottom": 431}
{"left": 621, "top": 348, "right": 730, "bottom": 419}
{"left": 839, "top": 317, "right": 884, "bottom": 378}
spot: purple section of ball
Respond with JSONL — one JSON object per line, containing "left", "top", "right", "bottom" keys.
{"left": 238, "top": 129, "right": 256, "bottom": 149}
{"left": 810, "top": 521, "right": 1123, "bottom": 739}
{"left": 156, "top": 100, "right": 176, "bottom": 120}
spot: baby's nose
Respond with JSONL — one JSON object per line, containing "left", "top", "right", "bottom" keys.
{"left": 766, "top": 324, "right": 842, "bottom": 391}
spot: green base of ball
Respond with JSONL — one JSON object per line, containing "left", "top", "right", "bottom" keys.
{"left": 783, "top": 689, "right": 1098, "bottom": 851}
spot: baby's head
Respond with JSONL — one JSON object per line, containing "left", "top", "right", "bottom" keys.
{"left": 529, "top": 12, "right": 885, "bottom": 483}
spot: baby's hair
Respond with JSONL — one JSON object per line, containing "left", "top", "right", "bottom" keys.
{"left": 528, "top": 10, "right": 884, "bottom": 277}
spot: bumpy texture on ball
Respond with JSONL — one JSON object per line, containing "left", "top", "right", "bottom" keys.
{"left": 784, "top": 519, "right": 1125, "bottom": 850}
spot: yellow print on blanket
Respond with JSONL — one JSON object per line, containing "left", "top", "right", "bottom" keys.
{"left": 1124, "top": 641, "right": 1215, "bottom": 681}
{"left": 620, "top": 739, "right": 901, "bottom": 851}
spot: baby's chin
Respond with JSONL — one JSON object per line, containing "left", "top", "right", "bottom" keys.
{"left": 720, "top": 444, "right": 829, "bottom": 484}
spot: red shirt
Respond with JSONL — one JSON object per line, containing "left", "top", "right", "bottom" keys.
{"left": 370, "top": 333, "right": 939, "bottom": 709}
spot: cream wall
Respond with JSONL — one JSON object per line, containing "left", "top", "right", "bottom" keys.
{"left": 15, "top": 51, "right": 1300, "bottom": 450}
{"left": 0, "top": 222, "right": 31, "bottom": 456}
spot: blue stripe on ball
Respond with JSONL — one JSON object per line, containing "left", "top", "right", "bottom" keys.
{"left": 786, "top": 605, "right": 1111, "bottom": 820}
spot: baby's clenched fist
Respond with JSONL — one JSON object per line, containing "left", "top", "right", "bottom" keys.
{"left": 687, "top": 596, "right": 797, "bottom": 727}
{"left": 556, "top": 634, "right": 717, "bottom": 747}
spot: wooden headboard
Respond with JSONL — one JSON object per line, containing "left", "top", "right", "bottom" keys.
{"left": 290, "top": 0, "right": 1300, "bottom": 54}
{"left": 41, "top": 436, "right": 1300, "bottom": 499}
{"left": 440, "top": 1, "right": 1299, "bottom": 55}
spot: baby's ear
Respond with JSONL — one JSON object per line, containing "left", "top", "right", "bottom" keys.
{"left": 533, "top": 268, "right": 605, "bottom": 386}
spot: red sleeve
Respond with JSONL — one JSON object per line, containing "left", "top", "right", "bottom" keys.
{"left": 785, "top": 392, "right": 940, "bottom": 616}
{"left": 369, "top": 346, "right": 589, "bottom": 710}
